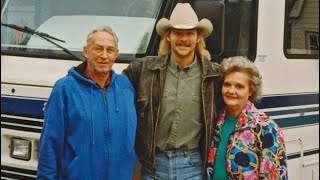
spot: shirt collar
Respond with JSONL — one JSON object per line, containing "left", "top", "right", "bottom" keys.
{"left": 85, "top": 70, "right": 110, "bottom": 90}
{"left": 169, "top": 55, "right": 200, "bottom": 76}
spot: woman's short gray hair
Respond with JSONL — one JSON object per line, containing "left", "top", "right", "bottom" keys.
{"left": 86, "top": 26, "right": 119, "bottom": 48}
{"left": 220, "top": 56, "right": 263, "bottom": 103}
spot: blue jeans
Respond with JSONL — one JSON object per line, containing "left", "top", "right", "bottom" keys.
{"left": 141, "top": 148, "right": 203, "bottom": 180}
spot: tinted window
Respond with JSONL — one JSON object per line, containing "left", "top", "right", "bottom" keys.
{"left": 192, "top": 0, "right": 258, "bottom": 62}
{"left": 1, "top": 0, "right": 163, "bottom": 59}
{"left": 284, "top": 0, "right": 319, "bottom": 58}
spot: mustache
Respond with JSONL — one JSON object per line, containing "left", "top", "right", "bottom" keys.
{"left": 176, "top": 41, "right": 191, "bottom": 47}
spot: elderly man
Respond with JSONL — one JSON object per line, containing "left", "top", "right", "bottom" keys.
{"left": 123, "top": 3, "right": 221, "bottom": 179}
{"left": 37, "top": 26, "right": 137, "bottom": 179}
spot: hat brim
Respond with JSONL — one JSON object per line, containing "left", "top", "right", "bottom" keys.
{"left": 156, "top": 18, "right": 213, "bottom": 38}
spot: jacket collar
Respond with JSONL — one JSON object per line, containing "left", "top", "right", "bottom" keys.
{"left": 200, "top": 56, "right": 220, "bottom": 78}
{"left": 74, "top": 61, "right": 115, "bottom": 88}
{"left": 148, "top": 55, "right": 168, "bottom": 70}
{"left": 148, "top": 54, "right": 220, "bottom": 77}
{"left": 215, "top": 101, "right": 263, "bottom": 137}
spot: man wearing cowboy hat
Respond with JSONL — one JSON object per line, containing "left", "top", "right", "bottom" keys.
{"left": 123, "top": 3, "right": 222, "bottom": 179}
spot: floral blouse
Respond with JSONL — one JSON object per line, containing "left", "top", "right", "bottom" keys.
{"left": 207, "top": 101, "right": 288, "bottom": 180}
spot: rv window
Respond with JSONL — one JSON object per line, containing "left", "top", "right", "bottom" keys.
{"left": 284, "top": 0, "right": 319, "bottom": 59}
{"left": 192, "top": 0, "right": 257, "bottom": 62}
{"left": 192, "top": 0, "right": 225, "bottom": 57}
{"left": 1, "top": 0, "right": 163, "bottom": 59}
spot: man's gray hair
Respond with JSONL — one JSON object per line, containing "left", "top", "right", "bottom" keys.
{"left": 86, "top": 26, "right": 119, "bottom": 48}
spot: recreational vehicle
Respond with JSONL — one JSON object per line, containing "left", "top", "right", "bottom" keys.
{"left": 1, "top": 0, "right": 319, "bottom": 179}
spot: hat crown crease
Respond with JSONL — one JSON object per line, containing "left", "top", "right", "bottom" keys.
{"left": 155, "top": 3, "right": 213, "bottom": 38}
{"left": 169, "top": 3, "right": 199, "bottom": 28}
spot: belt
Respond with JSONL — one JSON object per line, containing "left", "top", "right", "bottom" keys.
{"left": 156, "top": 147, "right": 200, "bottom": 155}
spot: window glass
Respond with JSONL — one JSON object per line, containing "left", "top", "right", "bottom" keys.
{"left": 192, "top": 0, "right": 258, "bottom": 62}
{"left": 1, "top": 0, "right": 163, "bottom": 59}
{"left": 223, "top": 0, "right": 257, "bottom": 61}
{"left": 307, "top": 32, "right": 319, "bottom": 50}
{"left": 284, "top": 0, "right": 319, "bottom": 58}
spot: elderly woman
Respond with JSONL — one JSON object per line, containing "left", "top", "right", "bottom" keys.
{"left": 206, "top": 56, "right": 288, "bottom": 180}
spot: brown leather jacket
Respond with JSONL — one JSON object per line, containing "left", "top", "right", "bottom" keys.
{"left": 123, "top": 55, "right": 222, "bottom": 175}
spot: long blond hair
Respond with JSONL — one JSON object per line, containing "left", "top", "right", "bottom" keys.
{"left": 157, "top": 29, "right": 211, "bottom": 60}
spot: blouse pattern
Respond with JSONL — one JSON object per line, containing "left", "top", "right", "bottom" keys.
{"left": 207, "top": 101, "right": 288, "bottom": 180}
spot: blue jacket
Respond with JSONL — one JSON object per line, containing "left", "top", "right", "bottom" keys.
{"left": 37, "top": 63, "right": 137, "bottom": 180}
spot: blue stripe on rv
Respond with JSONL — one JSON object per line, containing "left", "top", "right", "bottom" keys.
{"left": 255, "top": 93, "right": 319, "bottom": 109}
{"left": 274, "top": 115, "right": 319, "bottom": 128}
{"left": 1, "top": 93, "right": 319, "bottom": 128}
{"left": 1, "top": 97, "right": 45, "bottom": 118}
{"left": 265, "top": 107, "right": 319, "bottom": 116}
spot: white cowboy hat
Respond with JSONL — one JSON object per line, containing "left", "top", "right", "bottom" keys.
{"left": 156, "top": 3, "right": 213, "bottom": 38}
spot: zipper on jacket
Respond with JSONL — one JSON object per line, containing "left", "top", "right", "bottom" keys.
{"left": 89, "top": 84, "right": 94, "bottom": 179}
{"left": 103, "top": 90, "right": 109, "bottom": 179}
